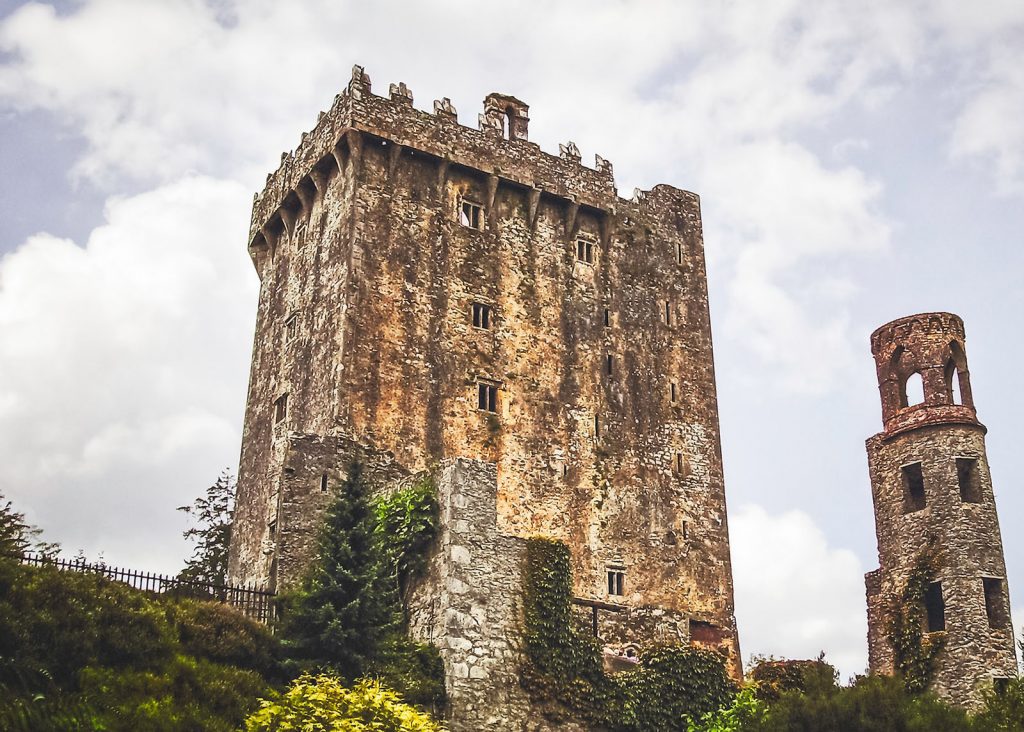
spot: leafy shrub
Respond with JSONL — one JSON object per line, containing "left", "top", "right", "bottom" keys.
{"left": 522, "top": 537, "right": 735, "bottom": 730}
{"left": 375, "top": 476, "right": 439, "bottom": 598}
{"left": 170, "top": 599, "right": 281, "bottom": 677}
{"left": 688, "top": 686, "right": 767, "bottom": 732}
{"left": 244, "top": 673, "right": 445, "bottom": 732}
{"left": 747, "top": 656, "right": 837, "bottom": 702}
{"left": 974, "top": 676, "right": 1024, "bottom": 732}
{"left": 749, "top": 672, "right": 971, "bottom": 731}
{"left": 0, "top": 561, "right": 279, "bottom": 731}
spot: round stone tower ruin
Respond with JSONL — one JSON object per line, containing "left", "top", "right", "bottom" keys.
{"left": 864, "top": 312, "right": 1017, "bottom": 707}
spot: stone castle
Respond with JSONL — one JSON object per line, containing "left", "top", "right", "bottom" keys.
{"left": 864, "top": 312, "right": 1017, "bottom": 706}
{"left": 224, "top": 64, "right": 1015, "bottom": 723}
{"left": 225, "top": 65, "right": 740, "bottom": 725}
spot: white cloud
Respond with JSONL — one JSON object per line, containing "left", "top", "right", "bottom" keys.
{"left": 731, "top": 503, "right": 868, "bottom": 680}
{"left": 0, "top": 175, "right": 257, "bottom": 570}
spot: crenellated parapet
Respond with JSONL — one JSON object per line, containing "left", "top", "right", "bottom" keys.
{"left": 247, "top": 64, "right": 656, "bottom": 266}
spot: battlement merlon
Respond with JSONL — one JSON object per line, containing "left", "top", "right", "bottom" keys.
{"left": 247, "top": 65, "right": 699, "bottom": 258}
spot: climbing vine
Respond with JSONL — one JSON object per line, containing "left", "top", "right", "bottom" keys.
{"left": 374, "top": 475, "right": 440, "bottom": 599}
{"left": 888, "top": 540, "right": 946, "bottom": 694}
{"left": 522, "top": 538, "right": 734, "bottom": 731}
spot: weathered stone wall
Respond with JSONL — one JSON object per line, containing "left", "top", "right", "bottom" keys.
{"left": 864, "top": 313, "right": 1017, "bottom": 707}
{"left": 228, "top": 64, "right": 740, "bottom": 678}
{"left": 405, "top": 459, "right": 543, "bottom": 731}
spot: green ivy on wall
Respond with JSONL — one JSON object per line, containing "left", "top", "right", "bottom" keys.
{"left": 888, "top": 540, "right": 946, "bottom": 694}
{"left": 522, "top": 538, "right": 734, "bottom": 731}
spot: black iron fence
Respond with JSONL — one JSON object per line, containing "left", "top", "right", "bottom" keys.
{"left": 11, "top": 551, "right": 276, "bottom": 624}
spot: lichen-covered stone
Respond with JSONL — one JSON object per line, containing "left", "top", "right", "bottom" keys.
{"left": 865, "top": 312, "right": 1017, "bottom": 708}
{"left": 226, "top": 65, "right": 742, "bottom": 725}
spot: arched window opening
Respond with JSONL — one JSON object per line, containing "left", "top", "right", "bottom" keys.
{"left": 505, "top": 109, "right": 515, "bottom": 140}
{"left": 947, "top": 362, "right": 963, "bottom": 405}
{"left": 903, "top": 372, "right": 924, "bottom": 407}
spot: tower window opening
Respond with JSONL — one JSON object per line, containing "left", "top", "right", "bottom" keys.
{"left": 604, "top": 308, "right": 611, "bottom": 327}
{"left": 983, "top": 577, "right": 1007, "bottom": 628}
{"left": 284, "top": 313, "right": 298, "bottom": 343}
{"left": 682, "top": 520, "right": 688, "bottom": 540}
{"left": 956, "top": 457, "right": 982, "bottom": 503}
{"left": 576, "top": 238, "right": 594, "bottom": 264}
{"left": 606, "top": 354, "right": 614, "bottom": 375}
{"left": 607, "top": 568, "right": 625, "bottom": 597}
{"left": 925, "top": 581, "right": 945, "bottom": 632}
{"left": 472, "top": 302, "right": 492, "bottom": 329}
{"left": 594, "top": 415, "right": 600, "bottom": 439}
{"left": 675, "top": 452, "right": 684, "bottom": 475}
{"left": 459, "top": 200, "right": 483, "bottom": 229}
{"left": 477, "top": 382, "right": 497, "bottom": 413}
{"left": 671, "top": 381, "right": 677, "bottom": 403}
{"left": 950, "top": 367, "right": 963, "bottom": 404}
{"left": 320, "top": 473, "right": 329, "bottom": 493}
{"left": 268, "top": 519, "right": 277, "bottom": 537}
{"left": 273, "top": 393, "right": 289, "bottom": 424}
{"left": 901, "top": 462, "right": 926, "bottom": 513}
{"left": 664, "top": 301, "right": 672, "bottom": 326}
{"left": 677, "top": 241, "right": 683, "bottom": 265}
{"left": 995, "top": 678, "right": 1011, "bottom": 696}
{"left": 902, "top": 372, "right": 924, "bottom": 407}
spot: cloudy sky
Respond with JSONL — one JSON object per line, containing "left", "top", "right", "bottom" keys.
{"left": 1, "top": 0, "right": 1022, "bottom": 680}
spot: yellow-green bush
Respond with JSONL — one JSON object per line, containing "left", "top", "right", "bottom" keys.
{"left": 245, "top": 673, "right": 445, "bottom": 732}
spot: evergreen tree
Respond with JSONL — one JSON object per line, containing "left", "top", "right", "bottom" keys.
{"left": 280, "top": 462, "right": 399, "bottom": 679}
{"left": 0, "top": 492, "right": 58, "bottom": 557}
{"left": 177, "top": 470, "right": 235, "bottom": 586}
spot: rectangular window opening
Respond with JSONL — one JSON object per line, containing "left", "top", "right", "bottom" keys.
{"left": 604, "top": 308, "right": 611, "bottom": 327}
{"left": 664, "top": 301, "right": 672, "bottom": 326}
{"left": 477, "top": 382, "right": 497, "bottom": 413}
{"left": 925, "top": 581, "right": 945, "bottom": 632}
{"left": 606, "top": 354, "right": 614, "bottom": 375}
{"left": 956, "top": 457, "right": 982, "bottom": 503}
{"left": 983, "top": 577, "right": 1007, "bottom": 629}
{"left": 902, "top": 462, "right": 926, "bottom": 513}
{"left": 459, "top": 200, "right": 483, "bottom": 229}
{"left": 320, "top": 473, "right": 329, "bottom": 493}
{"left": 682, "top": 520, "right": 688, "bottom": 540}
{"left": 576, "top": 238, "right": 594, "bottom": 264}
{"left": 594, "top": 415, "right": 600, "bottom": 439}
{"left": 268, "top": 519, "right": 277, "bottom": 537}
{"left": 670, "top": 382, "right": 677, "bottom": 403}
{"left": 675, "top": 452, "right": 684, "bottom": 475}
{"left": 607, "top": 569, "right": 624, "bottom": 597}
{"left": 274, "top": 393, "right": 289, "bottom": 424}
{"left": 284, "top": 313, "right": 298, "bottom": 343}
{"left": 677, "top": 241, "right": 683, "bottom": 265}
{"left": 472, "top": 302, "right": 492, "bottom": 329}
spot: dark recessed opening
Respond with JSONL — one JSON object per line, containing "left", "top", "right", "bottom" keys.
{"left": 984, "top": 577, "right": 1007, "bottom": 629}
{"left": 925, "top": 581, "right": 945, "bottom": 632}
{"left": 902, "top": 462, "right": 926, "bottom": 513}
{"left": 957, "top": 457, "right": 982, "bottom": 503}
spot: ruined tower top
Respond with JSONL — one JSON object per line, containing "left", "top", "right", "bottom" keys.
{"left": 869, "top": 312, "right": 978, "bottom": 437}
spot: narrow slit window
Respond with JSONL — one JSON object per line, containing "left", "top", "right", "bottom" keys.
{"left": 273, "top": 393, "right": 288, "bottom": 424}
{"left": 983, "top": 578, "right": 1007, "bottom": 628}
{"left": 677, "top": 241, "right": 683, "bottom": 265}
{"left": 956, "top": 457, "right": 982, "bottom": 503}
{"left": 459, "top": 201, "right": 483, "bottom": 229}
{"left": 268, "top": 519, "right": 277, "bottom": 537}
{"left": 670, "top": 382, "right": 677, "bottom": 403}
{"left": 284, "top": 313, "right": 298, "bottom": 343}
{"left": 606, "top": 354, "right": 614, "bottom": 375}
{"left": 604, "top": 308, "right": 611, "bottom": 327}
{"left": 675, "top": 452, "right": 684, "bottom": 475}
{"left": 925, "top": 581, "right": 945, "bottom": 632}
{"left": 477, "top": 382, "right": 497, "bottom": 413}
{"left": 682, "top": 520, "right": 688, "bottom": 540}
{"left": 594, "top": 415, "right": 600, "bottom": 438}
{"left": 320, "top": 473, "right": 329, "bottom": 493}
{"left": 472, "top": 302, "right": 492, "bottom": 329}
{"left": 607, "top": 569, "right": 625, "bottom": 597}
{"left": 902, "top": 462, "right": 926, "bottom": 513}
{"left": 576, "top": 238, "right": 594, "bottom": 264}
{"left": 664, "top": 301, "right": 672, "bottom": 326}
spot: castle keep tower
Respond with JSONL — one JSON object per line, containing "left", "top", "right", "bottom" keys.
{"left": 226, "top": 65, "right": 741, "bottom": 691}
{"left": 865, "top": 312, "right": 1016, "bottom": 706}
